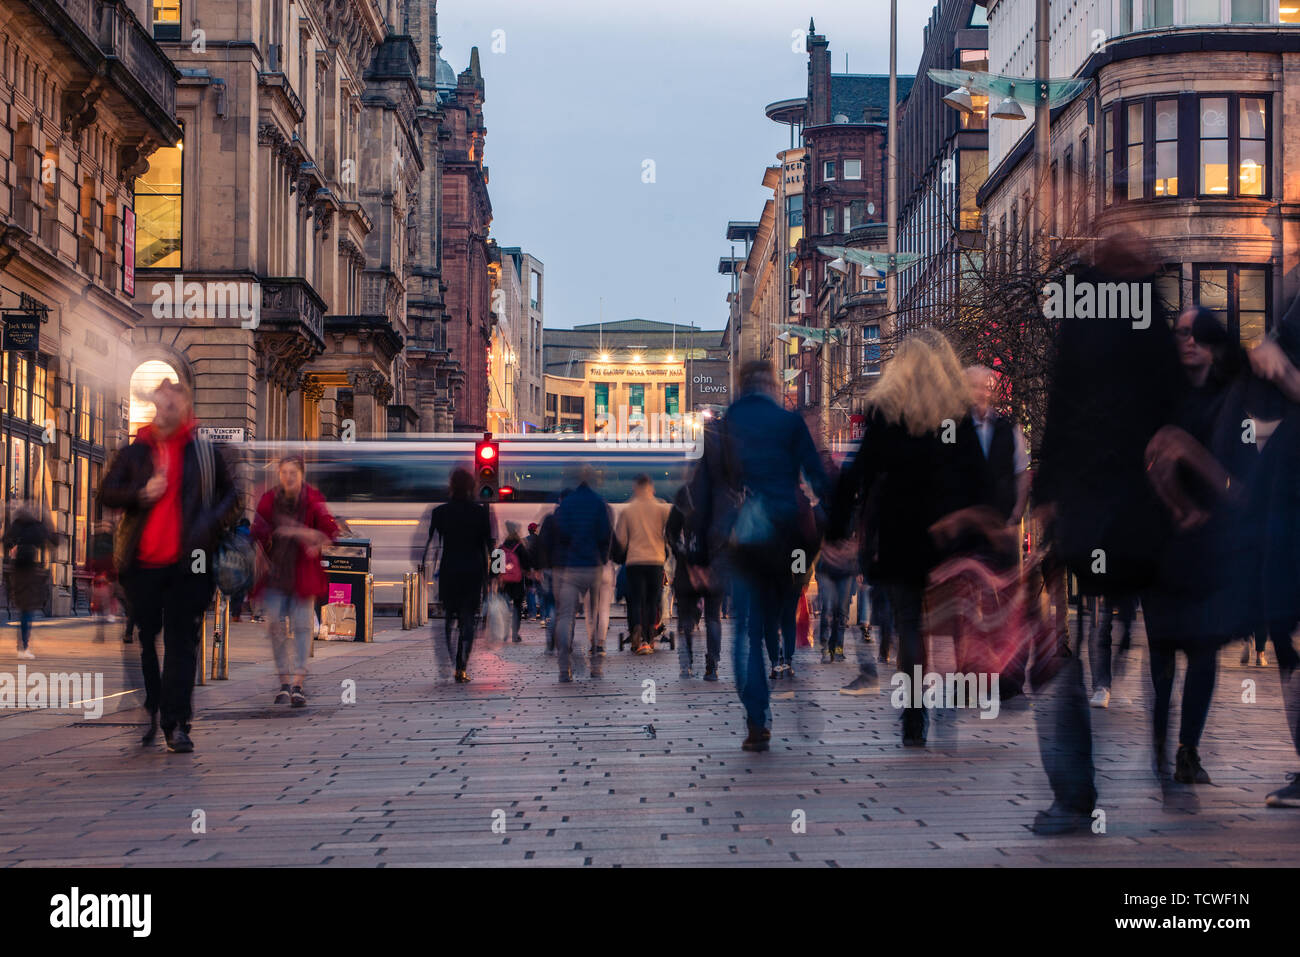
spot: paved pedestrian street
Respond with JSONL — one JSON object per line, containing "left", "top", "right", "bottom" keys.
{"left": 1, "top": 614, "right": 1298, "bottom": 867}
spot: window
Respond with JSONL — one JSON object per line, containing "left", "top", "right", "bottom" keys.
{"left": 1240, "top": 97, "right": 1267, "bottom": 196}
{"left": 628, "top": 384, "right": 644, "bottom": 414}
{"left": 843, "top": 159, "right": 862, "bottom": 180}
{"left": 153, "top": 0, "right": 180, "bottom": 40}
{"left": 1102, "top": 107, "right": 1114, "bottom": 206}
{"left": 530, "top": 270, "right": 541, "bottom": 310}
{"left": 134, "top": 140, "right": 182, "bottom": 269}
{"left": 1119, "top": 0, "right": 1135, "bottom": 32}
{"left": 1283, "top": 2, "right": 1300, "bottom": 23}
{"left": 1080, "top": 133, "right": 1090, "bottom": 225}
{"left": 843, "top": 207, "right": 853, "bottom": 233}
{"left": 1126, "top": 102, "right": 1145, "bottom": 200}
{"left": 665, "top": 384, "right": 679, "bottom": 416}
{"left": 1186, "top": 0, "right": 1220, "bottom": 22}
{"left": 1195, "top": 264, "right": 1271, "bottom": 347}
{"left": 823, "top": 161, "right": 836, "bottom": 182}
{"left": 849, "top": 200, "right": 868, "bottom": 230}
{"left": 1154, "top": 99, "right": 1178, "bottom": 196}
{"left": 786, "top": 194, "right": 803, "bottom": 227}
{"left": 861, "top": 325, "right": 881, "bottom": 376}
{"left": 1231, "top": 0, "right": 1267, "bottom": 22}
{"left": 1199, "top": 96, "right": 1230, "bottom": 195}
{"left": 823, "top": 207, "right": 837, "bottom": 234}
{"left": 1154, "top": 264, "right": 1182, "bottom": 316}
{"left": 1144, "top": 0, "right": 1174, "bottom": 26}
{"left": 593, "top": 383, "right": 609, "bottom": 417}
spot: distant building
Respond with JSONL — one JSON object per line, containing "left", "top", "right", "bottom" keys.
{"left": 493, "top": 246, "right": 544, "bottom": 432}
{"left": 543, "top": 319, "right": 727, "bottom": 436}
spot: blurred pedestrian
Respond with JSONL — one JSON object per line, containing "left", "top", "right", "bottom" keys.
{"left": 88, "top": 519, "right": 117, "bottom": 642}
{"left": 614, "top": 474, "right": 671, "bottom": 655}
{"left": 667, "top": 484, "right": 721, "bottom": 680}
{"left": 5, "top": 500, "right": 54, "bottom": 659}
{"left": 252, "top": 455, "right": 339, "bottom": 707}
{"left": 551, "top": 466, "right": 613, "bottom": 681}
{"left": 828, "top": 330, "right": 988, "bottom": 743}
{"left": 419, "top": 468, "right": 493, "bottom": 684}
{"left": 99, "top": 379, "right": 239, "bottom": 754}
{"left": 690, "top": 360, "right": 829, "bottom": 751}
{"left": 1088, "top": 594, "right": 1137, "bottom": 708}
{"left": 524, "top": 522, "right": 543, "bottom": 620}
{"left": 497, "top": 521, "right": 532, "bottom": 643}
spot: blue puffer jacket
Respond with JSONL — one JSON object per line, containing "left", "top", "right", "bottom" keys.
{"left": 550, "top": 483, "right": 613, "bottom": 568}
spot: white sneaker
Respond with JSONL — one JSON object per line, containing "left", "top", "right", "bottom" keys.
{"left": 17, "top": 649, "right": 35, "bottom": 660}
{"left": 1089, "top": 687, "right": 1110, "bottom": 709}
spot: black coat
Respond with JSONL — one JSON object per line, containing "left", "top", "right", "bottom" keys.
{"left": 829, "top": 409, "right": 986, "bottom": 586}
{"left": 424, "top": 499, "right": 493, "bottom": 610}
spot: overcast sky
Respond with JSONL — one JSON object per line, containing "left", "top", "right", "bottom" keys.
{"left": 437, "top": 1, "right": 934, "bottom": 331}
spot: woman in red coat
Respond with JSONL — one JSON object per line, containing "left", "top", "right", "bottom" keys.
{"left": 252, "top": 455, "right": 339, "bottom": 707}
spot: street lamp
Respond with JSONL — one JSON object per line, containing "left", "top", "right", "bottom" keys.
{"left": 942, "top": 86, "right": 974, "bottom": 114}
{"left": 991, "top": 85, "right": 1028, "bottom": 121}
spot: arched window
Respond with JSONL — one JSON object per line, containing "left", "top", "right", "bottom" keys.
{"left": 128, "top": 359, "right": 182, "bottom": 438}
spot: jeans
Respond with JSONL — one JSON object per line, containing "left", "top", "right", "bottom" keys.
{"left": 15, "top": 609, "right": 34, "bottom": 650}
{"left": 525, "top": 581, "right": 539, "bottom": 619}
{"left": 731, "top": 569, "right": 772, "bottom": 730}
{"left": 127, "top": 563, "right": 208, "bottom": 734}
{"left": 263, "top": 589, "right": 315, "bottom": 681}
{"left": 583, "top": 563, "right": 613, "bottom": 653}
{"left": 818, "top": 571, "right": 853, "bottom": 651}
{"left": 435, "top": 596, "right": 479, "bottom": 673}
{"left": 764, "top": 590, "right": 799, "bottom": 668}
{"left": 871, "top": 583, "right": 893, "bottom": 660}
{"left": 1088, "top": 594, "right": 1135, "bottom": 692}
{"left": 555, "top": 566, "right": 603, "bottom": 677}
{"left": 676, "top": 585, "right": 722, "bottom": 672}
{"left": 541, "top": 571, "right": 557, "bottom": 650}
{"left": 625, "top": 564, "right": 663, "bottom": 645}
{"left": 503, "top": 581, "right": 526, "bottom": 641}
{"left": 1033, "top": 638, "right": 1098, "bottom": 813}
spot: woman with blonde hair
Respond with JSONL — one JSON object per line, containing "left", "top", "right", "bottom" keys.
{"left": 827, "top": 328, "right": 988, "bottom": 745}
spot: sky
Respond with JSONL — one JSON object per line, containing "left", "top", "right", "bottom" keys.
{"left": 437, "top": 0, "right": 934, "bottom": 331}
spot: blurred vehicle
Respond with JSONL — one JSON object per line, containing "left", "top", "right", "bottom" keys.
{"left": 233, "top": 435, "right": 702, "bottom": 612}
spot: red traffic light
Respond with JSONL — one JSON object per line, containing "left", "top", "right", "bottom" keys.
{"left": 478, "top": 444, "right": 496, "bottom": 462}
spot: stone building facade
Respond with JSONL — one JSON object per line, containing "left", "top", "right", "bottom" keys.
{"left": 0, "top": 0, "right": 179, "bottom": 613}
{"left": 979, "top": 3, "right": 1300, "bottom": 350}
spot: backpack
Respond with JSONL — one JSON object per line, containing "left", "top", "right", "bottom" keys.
{"left": 501, "top": 542, "right": 524, "bottom": 584}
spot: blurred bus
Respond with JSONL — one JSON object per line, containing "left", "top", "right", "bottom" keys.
{"left": 232, "top": 435, "right": 703, "bottom": 612}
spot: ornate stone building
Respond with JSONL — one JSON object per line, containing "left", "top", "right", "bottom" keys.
{"left": 0, "top": 0, "right": 179, "bottom": 613}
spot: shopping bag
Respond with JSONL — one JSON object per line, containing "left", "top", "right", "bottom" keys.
{"left": 796, "top": 589, "right": 813, "bottom": 647}
{"left": 321, "top": 601, "right": 356, "bottom": 639}
{"left": 480, "top": 591, "right": 510, "bottom": 649}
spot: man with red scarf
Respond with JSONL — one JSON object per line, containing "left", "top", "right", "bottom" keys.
{"left": 100, "top": 379, "right": 238, "bottom": 753}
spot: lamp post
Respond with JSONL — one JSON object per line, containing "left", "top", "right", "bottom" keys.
{"left": 886, "top": 0, "right": 898, "bottom": 340}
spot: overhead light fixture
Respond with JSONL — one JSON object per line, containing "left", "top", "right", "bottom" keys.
{"left": 942, "top": 86, "right": 974, "bottom": 114}
{"left": 992, "top": 84, "right": 1027, "bottom": 121}
{"left": 599, "top": 353, "right": 610, "bottom": 362}
{"left": 827, "top": 257, "right": 849, "bottom": 275}
{"left": 860, "top": 263, "right": 883, "bottom": 279}
{"left": 776, "top": 332, "right": 792, "bottom": 343}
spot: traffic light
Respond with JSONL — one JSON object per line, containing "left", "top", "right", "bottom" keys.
{"left": 475, "top": 433, "right": 499, "bottom": 501}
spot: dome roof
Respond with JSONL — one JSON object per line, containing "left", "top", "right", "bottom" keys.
{"left": 435, "top": 54, "right": 456, "bottom": 90}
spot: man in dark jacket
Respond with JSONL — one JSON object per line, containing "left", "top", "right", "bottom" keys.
{"left": 551, "top": 468, "right": 613, "bottom": 681}
{"left": 690, "top": 361, "right": 830, "bottom": 751}
{"left": 99, "top": 379, "right": 239, "bottom": 754}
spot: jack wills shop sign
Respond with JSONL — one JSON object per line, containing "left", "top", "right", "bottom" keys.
{"left": 3, "top": 311, "right": 40, "bottom": 351}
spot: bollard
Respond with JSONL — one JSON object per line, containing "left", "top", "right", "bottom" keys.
{"left": 197, "top": 607, "right": 208, "bottom": 686}
{"left": 401, "top": 572, "right": 412, "bottom": 630}
{"left": 217, "top": 591, "right": 231, "bottom": 679}
{"left": 209, "top": 595, "right": 224, "bottom": 680}
{"left": 417, "top": 571, "right": 426, "bottom": 626}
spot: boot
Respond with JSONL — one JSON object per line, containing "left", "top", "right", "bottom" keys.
{"left": 742, "top": 721, "right": 769, "bottom": 752}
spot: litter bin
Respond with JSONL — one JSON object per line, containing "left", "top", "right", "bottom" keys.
{"left": 319, "top": 538, "right": 374, "bottom": 642}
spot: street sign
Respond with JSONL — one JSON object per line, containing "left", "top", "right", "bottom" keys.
{"left": 124, "top": 207, "right": 136, "bottom": 296}
{"left": 197, "top": 427, "right": 245, "bottom": 443}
